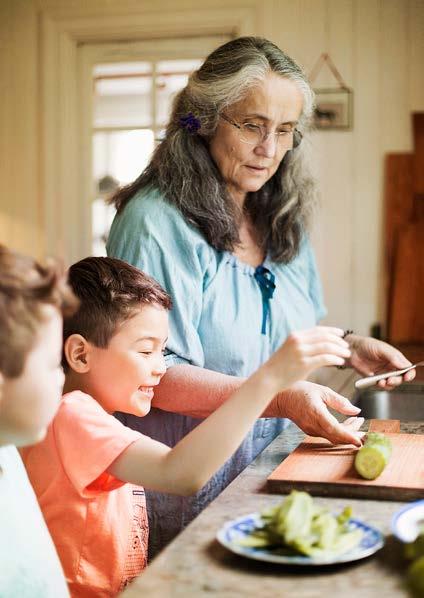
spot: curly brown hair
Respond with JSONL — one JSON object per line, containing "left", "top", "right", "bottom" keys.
{"left": 0, "top": 245, "right": 77, "bottom": 378}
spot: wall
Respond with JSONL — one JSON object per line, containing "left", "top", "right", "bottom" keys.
{"left": 0, "top": 0, "right": 423, "bottom": 334}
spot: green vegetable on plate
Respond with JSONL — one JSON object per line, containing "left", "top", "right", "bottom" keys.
{"left": 236, "top": 490, "right": 362, "bottom": 558}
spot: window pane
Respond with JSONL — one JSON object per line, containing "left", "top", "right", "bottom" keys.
{"left": 156, "top": 59, "right": 202, "bottom": 126}
{"left": 93, "top": 62, "right": 152, "bottom": 128}
{"left": 156, "top": 59, "right": 202, "bottom": 73}
{"left": 92, "top": 129, "right": 154, "bottom": 255}
{"left": 93, "top": 129, "right": 154, "bottom": 184}
{"left": 94, "top": 62, "right": 152, "bottom": 77}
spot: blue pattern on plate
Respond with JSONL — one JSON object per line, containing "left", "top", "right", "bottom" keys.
{"left": 217, "top": 513, "right": 384, "bottom": 565}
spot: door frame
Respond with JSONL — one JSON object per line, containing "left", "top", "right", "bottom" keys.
{"left": 40, "top": 6, "right": 256, "bottom": 262}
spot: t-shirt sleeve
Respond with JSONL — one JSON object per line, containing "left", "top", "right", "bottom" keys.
{"left": 107, "top": 190, "right": 210, "bottom": 368}
{"left": 53, "top": 393, "right": 142, "bottom": 497}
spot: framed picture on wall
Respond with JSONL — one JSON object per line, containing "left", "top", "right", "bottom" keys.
{"left": 313, "top": 88, "right": 353, "bottom": 130}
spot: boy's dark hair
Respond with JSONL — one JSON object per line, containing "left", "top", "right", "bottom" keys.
{"left": 63, "top": 257, "right": 172, "bottom": 358}
{"left": 0, "top": 244, "right": 77, "bottom": 378}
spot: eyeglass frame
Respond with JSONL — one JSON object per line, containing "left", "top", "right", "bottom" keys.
{"left": 219, "top": 113, "right": 302, "bottom": 149}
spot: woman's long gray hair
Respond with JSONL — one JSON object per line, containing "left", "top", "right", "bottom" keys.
{"left": 111, "top": 37, "right": 316, "bottom": 263}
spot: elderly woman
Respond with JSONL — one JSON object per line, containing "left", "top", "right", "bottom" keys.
{"left": 107, "top": 37, "right": 414, "bottom": 555}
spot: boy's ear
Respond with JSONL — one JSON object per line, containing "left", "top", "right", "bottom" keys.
{"left": 64, "top": 334, "right": 91, "bottom": 373}
{"left": 0, "top": 371, "right": 3, "bottom": 404}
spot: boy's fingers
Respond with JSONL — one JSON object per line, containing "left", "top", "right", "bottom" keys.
{"left": 299, "top": 328, "right": 348, "bottom": 345}
{"left": 305, "top": 342, "right": 351, "bottom": 357}
{"left": 306, "top": 355, "right": 347, "bottom": 370}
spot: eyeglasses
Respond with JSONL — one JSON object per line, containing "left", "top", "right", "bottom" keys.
{"left": 220, "top": 113, "right": 302, "bottom": 149}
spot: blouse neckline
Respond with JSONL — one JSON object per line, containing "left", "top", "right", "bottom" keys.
{"left": 224, "top": 252, "right": 271, "bottom": 275}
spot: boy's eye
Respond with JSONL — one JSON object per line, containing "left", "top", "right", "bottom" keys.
{"left": 139, "top": 351, "right": 153, "bottom": 356}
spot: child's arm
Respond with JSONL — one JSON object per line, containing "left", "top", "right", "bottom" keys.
{"left": 107, "top": 327, "right": 355, "bottom": 495}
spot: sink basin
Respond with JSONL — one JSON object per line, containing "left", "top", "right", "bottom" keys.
{"left": 352, "top": 383, "right": 424, "bottom": 420}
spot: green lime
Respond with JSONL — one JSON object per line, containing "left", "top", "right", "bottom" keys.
{"left": 407, "top": 555, "right": 424, "bottom": 596}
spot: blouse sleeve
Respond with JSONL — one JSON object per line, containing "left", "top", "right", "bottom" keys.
{"left": 106, "top": 189, "right": 212, "bottom": 368}
{"left": 304, "top": 237, "right": 327, "bottom": 322}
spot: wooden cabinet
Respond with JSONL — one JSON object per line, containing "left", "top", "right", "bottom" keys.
{"left": 386, "top": 114, "right": 424, "bottom": 344}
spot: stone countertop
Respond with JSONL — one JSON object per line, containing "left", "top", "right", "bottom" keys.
{"left": 122, "top": 416, "right": 423, "bottom": 598}
{"left": 121, "top": 371, "right": 423, "bottom": 597}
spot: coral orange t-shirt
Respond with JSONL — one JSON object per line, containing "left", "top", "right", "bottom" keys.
{"left": 21, "top": 391, "right": 148, "bottom": 598}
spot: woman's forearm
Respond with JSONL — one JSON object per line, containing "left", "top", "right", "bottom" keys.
{"left": 160, "top": 366, "right": 282, "bottom": 494}
{"left": 151, "top": 363, "right": 285, "bottom": 418}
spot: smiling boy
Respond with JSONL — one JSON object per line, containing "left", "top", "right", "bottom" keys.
{"left": 21, "top": 256, "right": 352, "bottom": 597}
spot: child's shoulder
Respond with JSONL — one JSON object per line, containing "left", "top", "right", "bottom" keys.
{"left": 58, "top": 390, "right": 108, "bottom": 421}
{"left": 57, "top": 391, "right": 138, "bottom": 441}
{"left": 61, "top": 389, "right": 98, "bottom": 406}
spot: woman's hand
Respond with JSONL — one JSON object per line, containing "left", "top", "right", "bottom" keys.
{"left": 276, "top": 381, "right": 363, "bottom": 447}
{"left": 347, "top": 335, "right": 415, "bottom": 389}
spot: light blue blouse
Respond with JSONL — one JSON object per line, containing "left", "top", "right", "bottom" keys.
{"left": 107, "top": 187, "right": 326, "bottom": 556}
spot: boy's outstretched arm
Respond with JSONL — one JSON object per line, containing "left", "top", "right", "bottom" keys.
{"left": 108, "top": 327, "right": 357, "bottom": 496}
{"left": 152, "top": 364, "right": 363, "bottom": 444}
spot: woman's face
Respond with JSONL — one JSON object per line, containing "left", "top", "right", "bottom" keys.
{"left": 209, "top": 73, "right": 303, "bottom": 205}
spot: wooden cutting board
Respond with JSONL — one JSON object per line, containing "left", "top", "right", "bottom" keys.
{"left": 267, "top": 420, "right": 424, "bottom": 501}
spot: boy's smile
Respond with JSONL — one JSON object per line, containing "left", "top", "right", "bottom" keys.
{"left": 66, "top": 304, "right": 168, "bottom": 417}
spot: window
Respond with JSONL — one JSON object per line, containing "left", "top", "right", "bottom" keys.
{"left": 91, "top": 58, "right": 203, "bottom": 255}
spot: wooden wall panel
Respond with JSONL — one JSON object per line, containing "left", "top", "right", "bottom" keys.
{"left": 380, "top": 0, "right": 411, "bottom": 153}
{"left": 351, "top": 0, "right": 382, "bottom": 333}
{"left": 0, "top": 0, "right": 41, "bottom": 256}
{"left": 0, "top": 1, "right": 12, "bottom": 245}
{"left": 408, "top": 0, "right": 424, "bottom": 112}
{"left": 318, "top": 0, "right": 355, "bottom": 328}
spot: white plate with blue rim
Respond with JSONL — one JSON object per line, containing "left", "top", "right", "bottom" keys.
{"left": 391, "top": 500, "right": 424, "bottom": 543}
{"left": 216, "top": 512, "right": 384, "bottom": 566}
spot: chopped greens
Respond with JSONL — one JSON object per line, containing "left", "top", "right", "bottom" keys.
{"left": 237, "top": 491, "right": 362, "bottom": 558}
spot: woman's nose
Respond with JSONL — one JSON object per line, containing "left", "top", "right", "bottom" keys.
{"left": 255, "top": 133, "right": 278, "bottom": 158}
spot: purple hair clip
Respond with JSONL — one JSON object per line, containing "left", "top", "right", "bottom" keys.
{"left": 179, "top": 112, "right": 201, "bottom": 133}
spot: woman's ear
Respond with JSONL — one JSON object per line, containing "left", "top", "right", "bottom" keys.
{"left": 64, "top": 334, "right": 91, "bottom": 373}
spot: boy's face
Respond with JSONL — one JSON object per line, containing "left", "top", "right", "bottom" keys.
{"left": 82, "top": 304, "right": 168, "bottom": 417}
{"left": 0, "top": 306, "right": 65, "bottom": 447}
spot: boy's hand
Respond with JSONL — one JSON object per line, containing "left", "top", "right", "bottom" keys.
{"left": 265, "top": 326, "right": 351, "bottom": 388}
{"left": 276, "top": 380, "right": 363, "bottom": 447}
